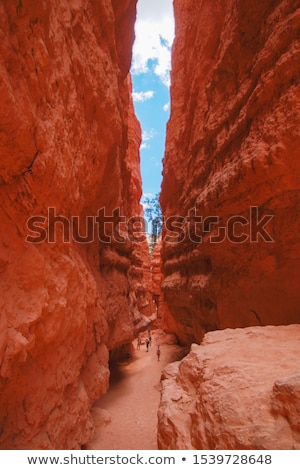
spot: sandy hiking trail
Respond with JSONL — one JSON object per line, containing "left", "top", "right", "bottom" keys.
{"left": 86, "top": 333, "right": 186, "bottom": 450}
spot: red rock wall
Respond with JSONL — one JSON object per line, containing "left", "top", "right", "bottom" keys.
{"left": 151, "top": 240, "right": 166, "bottom": 326}
{"left": 151, "top": 240, "right": 187, "bottom": 343}
{"left": 0, "top": 0, "right": 152, "bottom": 449}
{"left": 161, "top": 0, "right": 300, "bottom": 344}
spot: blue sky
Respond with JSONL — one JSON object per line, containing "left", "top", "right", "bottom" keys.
{"left": 131, "top": 0, "right": 174, "bottom": 201}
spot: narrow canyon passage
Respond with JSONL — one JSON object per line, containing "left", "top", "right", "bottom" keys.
{"left": 0, "top": 0, "right": 300, "bottom": 452}
{"left": 85, "top": 333, "right": 185, "bottom": 450}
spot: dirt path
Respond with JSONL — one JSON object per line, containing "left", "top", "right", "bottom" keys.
{"left": 86, "top": 333, "right": 186, "bottom": 450}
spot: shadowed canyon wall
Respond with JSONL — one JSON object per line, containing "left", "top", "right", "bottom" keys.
{"left": 151, "top": 240, "right": 188, "bottom": 344}
{"left": 160, "top": 0, "right": 300, "bottom": 344}
{"left": 0, "top": 0, "right": 152, "bottom": 449}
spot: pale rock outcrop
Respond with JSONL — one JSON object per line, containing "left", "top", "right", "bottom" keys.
{"left": 158, "top": 325, "right": 300, "bottom": 450}
{"left": 160, "top": 0, "right": 300, "bottom": 343}
{"left": 0, "top": 0, "right": 152, "bottom": 449}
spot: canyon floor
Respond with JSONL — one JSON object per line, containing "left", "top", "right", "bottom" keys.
{"left": 85, "top": 332, "right": 187, "bottom": 450}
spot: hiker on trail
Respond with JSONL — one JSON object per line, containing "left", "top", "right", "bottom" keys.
{"left": 149, "top": 335, "right": 152, "bottom": 347}
{"left": 145, "top": 338, "right": 150, "bottom": 352}
{"left": 147, "top": 326, "right": 151, "bottom": 336}
{"left": 156, "top": 345, "right": 161, "bottom": 361}
{"left": 137, "top": 337, "right": 141, "bottom": 350}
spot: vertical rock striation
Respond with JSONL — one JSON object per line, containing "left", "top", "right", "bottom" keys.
{"left": 151, "top": 240, "right": 187, "bottom": 343}
{"left": 161, "top": 0, "right": 300, "bottom": 343}
{"left": 0, "top": 0, "right": 152, "bottom": 449}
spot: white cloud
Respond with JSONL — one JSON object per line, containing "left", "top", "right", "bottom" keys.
{"left": 141, "top": 128, "right": 156, "bottom": 149}
{"left": 142, "top": 129, "right": 156, "bottom": 141}
{"left": 135, "top": 0, "right": 173, "bottom": 21}
{"left": 132, "top": 0, "right": 174, "bottom": 87}
{"left": 143, "top": 192, "right": 154, "bottom": 200}
{"left": 163, "top": 102, "right": 170, "bottom": 112}
{"left": 132, "top": 90, "right": 155, "bottom": 102}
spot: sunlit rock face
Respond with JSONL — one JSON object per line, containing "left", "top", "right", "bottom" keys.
{"left": 158, "top": 325, "right": 300, "bottom": 450}
{"left": 160, "top": 0, "right": 300, "bottom": 343}
{"left": 0, "top": 0, "right": 152, "bottom": 449}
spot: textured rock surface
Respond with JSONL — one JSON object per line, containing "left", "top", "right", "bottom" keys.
{"left": 158, "top": 325, "right": 300, "bottom": 450}
{"left": 151, "top": 240, "right": 167, "bottom": 326}
{"left": 0, "top": 0, "right": 152, "bottom": 449}
{"left": 151, "top": 241, "right": 188, "bottom": 344}
{"left": 160, "top": 0, "right": 300, "bottom": 343}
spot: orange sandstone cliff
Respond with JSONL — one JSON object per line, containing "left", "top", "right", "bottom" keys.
{"left": 0, "top": 0, "right": 152, "bottom": 449}
{"left": 160, "top": 0, "right": 300, "bottom": 343}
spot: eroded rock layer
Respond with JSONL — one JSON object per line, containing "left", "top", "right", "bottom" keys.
{"left": 158, "top": 325, "right": 300, "bottom": 450}
{"left": 151, "top": 240, "right": 187, "bottom": 344}
{"left": 161, "top": 0, "right": 300, "bottom": 343}
{"left": 0, "top": 0, "right": 152, "bottom": 449}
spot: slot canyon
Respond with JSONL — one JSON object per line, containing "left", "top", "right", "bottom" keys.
{"left": 0, "top": 0, "right": 299, "bottom": 451}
